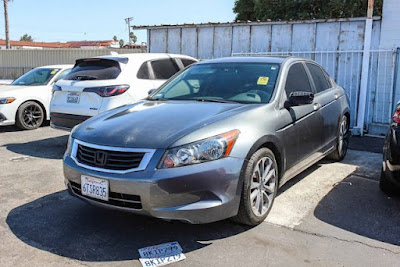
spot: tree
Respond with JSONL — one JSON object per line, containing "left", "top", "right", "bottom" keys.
{"left": 233, "top": 0, "right": 256, "bottom": 21}
{"left": 129, "top": 32, "right": 137, "bottom": 44}
{"left": 3, "top": 0, "right": 10, "bottom": 49}
{"left": 19, "top": 34, "right": 33, "bottom": 42}
{"left": 113, "top": 35, "right": 118, "bottom": 41}
{"left": 119, "top": 39, "right": 124, "bottom": 48}
{"left": 233, "top": 0, "right": 383, "bottom": 21}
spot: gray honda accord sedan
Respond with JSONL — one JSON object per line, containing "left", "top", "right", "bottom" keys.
{"left": 63, "top": 56, "right": 350, "bottom": 225}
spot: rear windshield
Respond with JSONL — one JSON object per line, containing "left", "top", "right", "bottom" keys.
{"left": 65, "top": 59, "right": 121, "bottom": 81}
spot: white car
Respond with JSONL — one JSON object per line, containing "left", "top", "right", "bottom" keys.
{"left": 0, "top": 65, "right": 72, "bottom": 130}
{"left": 50, "top": 53, "right": 197, "bottom": 130}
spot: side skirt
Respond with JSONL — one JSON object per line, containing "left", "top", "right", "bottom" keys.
{"left": 279, "top": 145, "right": 335, "bottom": 187}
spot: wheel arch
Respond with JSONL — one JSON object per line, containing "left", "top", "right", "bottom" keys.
{"left": 15, "top": 99, "right": 47, "bottom": 121}
{"left": 243, "top": 135, "right": 285, "bottom": 182}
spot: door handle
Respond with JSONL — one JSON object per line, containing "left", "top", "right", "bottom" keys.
{"left": 313, "top": 103, "right": 321, "bottom": 111}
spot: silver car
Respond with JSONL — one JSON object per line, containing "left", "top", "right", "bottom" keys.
{"left": 63, "top": 57, "right": 350, "bottom": 225}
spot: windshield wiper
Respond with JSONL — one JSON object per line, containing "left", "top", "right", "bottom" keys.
{"left": 194, "top": 98, "right": 240, "bottom": 104}
{"left": 146, "top": 97, "right": 167, "bottom": 101}
{"left": 74, "top": 75, "right": 98, "bottom": 81}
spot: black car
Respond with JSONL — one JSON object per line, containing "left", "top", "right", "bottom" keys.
{"left": 380, "top": 102, "right": 400, "bottom": 193}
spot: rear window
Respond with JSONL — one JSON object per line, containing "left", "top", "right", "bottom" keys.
{"left": 181, "top": 58, "right": 197, "bottom": 67}
{"left": 65, "top": 59, "right": 121, "bottom": 80}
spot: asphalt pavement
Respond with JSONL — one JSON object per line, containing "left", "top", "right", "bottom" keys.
{"left": 0, "top": 125, "right": 399, "bottom": 266}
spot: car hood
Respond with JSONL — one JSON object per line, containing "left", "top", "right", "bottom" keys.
{"left": 0, "top": 85, "right": 46, "bottom": 97}
{"left": 73, "top": 100, "right": 258, "bottom": 149}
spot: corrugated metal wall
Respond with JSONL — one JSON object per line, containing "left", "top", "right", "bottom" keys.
{"left": 0, "top": 48, "right": 143, "bottom": 79}
{"left": 144, "top": 18, "right": 381, "bottom": 59}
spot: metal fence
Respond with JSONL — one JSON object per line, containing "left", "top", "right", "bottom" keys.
{"left": 0, "top": 48, "right": 144, "bottom": 79}
{"left": 232, "top": 49, "right": 397, "bottom": 135}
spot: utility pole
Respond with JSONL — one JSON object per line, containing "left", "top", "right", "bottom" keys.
{"left": 355, "top": 0, "right": 374, "bottom": 136}
{"left": 125, "top": 17, "right": 134, "bottom": 44}
{"left": 3, "top": 0, "right": 10, "bottom": 49}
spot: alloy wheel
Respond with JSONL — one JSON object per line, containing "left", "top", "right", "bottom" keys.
{"left": 250, "top": 156, "right": 276, "bottom": 217}
{"left": 22, "top": 104, "right": 42, "bottom": 128}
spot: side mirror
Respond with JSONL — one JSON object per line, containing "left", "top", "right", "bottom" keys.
{"left": 148, "top": 89, "right": 157, "bottom": 95}
{"left": 285, "top": 91, "right": 314, "bottom": 108}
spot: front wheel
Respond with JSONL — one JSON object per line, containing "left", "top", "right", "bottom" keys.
{"left": 15, "top": 101, "right": 44, "bottom": 130}
{"left": 328, "top": 115, "right": 349, "bottom": 161}
{"left": 232, "top": 148, "right": 278, "bottom": 226}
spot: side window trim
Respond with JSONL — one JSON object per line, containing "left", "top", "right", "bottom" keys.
{"left": 174, "top": 58, "right": 185, "bottom": 69}
{"left": 147, "top": 60, "right": 156, "bottom": 80}
{"left": 302, "top": 62, "right": 318, "bottom": 94}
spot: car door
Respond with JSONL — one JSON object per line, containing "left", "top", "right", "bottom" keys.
{"left": 305, "top": 62, "right": 339, "bottom": 149}
{"left": 276, "top": 62, "right": 324, "bottom": 170}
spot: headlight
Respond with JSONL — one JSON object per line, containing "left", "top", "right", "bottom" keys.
{"left": 159, "top": 129, "right": 240, "bottom": 168}
{"left": 0, "top": 97, "right": 16, "bottom": 104}
{"left": 66, "top": 125, "right": 78, "bottom": 156}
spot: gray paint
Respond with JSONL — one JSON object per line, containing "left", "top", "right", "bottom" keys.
{"left": 65, "top": 57, "right": 350, "bottom": 223}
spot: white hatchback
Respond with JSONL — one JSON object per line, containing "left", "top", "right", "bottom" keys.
{"left": 0, "top": 65, "right": 72, "bottom": 130}
{"left": 50, "top": 53, "right": 197, "bottom": 130}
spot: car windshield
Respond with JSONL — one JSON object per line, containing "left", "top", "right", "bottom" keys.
{"left": 149, "top": 62, "right": 280, "bottom": 104}
{"left": 11, "top": 68, "right": 61, "bottom": 86}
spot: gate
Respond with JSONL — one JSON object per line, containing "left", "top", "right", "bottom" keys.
{"left": 232, "top": 49, "right": 398, "bottom": 135}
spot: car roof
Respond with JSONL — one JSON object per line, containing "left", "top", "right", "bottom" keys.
{"left": 36, "top": 64, "right": 74, "bottom": 69}
{"left": 196, "top": 56, "right": 305, "bottom": 65}
{"left": 95, "top": 53, "right": 197, "bottom": 62}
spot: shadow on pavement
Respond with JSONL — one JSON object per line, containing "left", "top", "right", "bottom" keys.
{"left": 3, "top": 135, "right": 68, "bottom": 159}
{"left": 314, "top": 170, "right": 400, "bottom": 246}
{"left": 0, "top": 121, "right": 50, "bottom": 133}
{"left": 6, "top": 190, "right": 252, "bottom": 262}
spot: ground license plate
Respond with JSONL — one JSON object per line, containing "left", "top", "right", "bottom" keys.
{"left": 81, "top": 175, "right": 109, "bottom": 201}
{"left": 67, "top": 92, "right": 80, "bottom": 104}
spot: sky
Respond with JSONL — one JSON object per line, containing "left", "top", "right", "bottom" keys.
{"left": 0, "top": 0, "right": 236, "bottom": 44}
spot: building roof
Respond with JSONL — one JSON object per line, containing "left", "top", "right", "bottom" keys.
{"left": 132, "top": 16, "right": 381, "bottom": 30}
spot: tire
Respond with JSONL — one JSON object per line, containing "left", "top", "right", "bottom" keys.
{"left": 232, "top": 148, "right": 278, "bottom": 226}
{"left": 15, "top": 101, "right": 44, "bottom": 130}
{"left": 379, "top": 168, "right": 396, "bottom": 194}
{"left": 328, "top": 115, "right": 349, "bottom": 161}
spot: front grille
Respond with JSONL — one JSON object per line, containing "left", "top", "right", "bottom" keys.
{"left": 76, "top": 144, "right": 145, "bottom": 171}
{"left": 69, "top": 181, "right": 142, "bottom": 209}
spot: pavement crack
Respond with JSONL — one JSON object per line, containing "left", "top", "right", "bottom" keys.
{"left": 270, "top": 223, "right": 400, "bottom": 255}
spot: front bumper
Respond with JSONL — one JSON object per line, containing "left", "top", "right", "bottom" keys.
{"left": 0, "top": 103, "right": 16, "bottom": 126}
{"left": 50, "top": 113, "right": 91, "bottom": 131}
{"left": 64, "top": 154, "right": 245, "bottom": 224}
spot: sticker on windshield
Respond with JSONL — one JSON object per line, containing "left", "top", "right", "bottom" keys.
{"left": 50, "top": 69, "right": 59, "bottom": 75}
{"left": 257, "top": 76, "right": 269, "bottom": 85}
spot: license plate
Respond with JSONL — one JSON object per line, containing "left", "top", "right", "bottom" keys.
{"left": 81, "top": 175, "right": 109, "bottom": 201}
{"left": 67, "top": 93, "right": 80, "bottom": 104}
{"left": 139, "top": 242, "right": 186, "bottom": 267}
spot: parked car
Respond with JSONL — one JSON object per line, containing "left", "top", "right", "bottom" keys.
{"left": 63, "top": 56, "right": 350, "bottom": 225}
{"left": 50, "top": 53, "right": 197, "bottom": 130}
{"left": 380, "top": 102, "right": 400, "bottom": 193}
{"left": 0, "top": 79, "right": 13, "bottom": 85}
{"left": 0, "top": 65, "right": 72, "bottom": 130}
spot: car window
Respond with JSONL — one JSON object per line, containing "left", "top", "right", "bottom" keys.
{"left": 137, "top": 62, "right": 150, "bottom": 79}
{"left": 285, "top": 63, "right": 312, "bottom": 96}
{"left": 65, "top": 59, "right": 121, "bottom": 80}
{"left": 180, "top": 59, "right": 197, "bottom": 68}
{"left": 151, "top": 59, "right": 180, "bottom": 80}
{"left": 53, "top": 69, "right": 71, "bottom": 83}
{"left": 151, "top": 63, "right": 281, "bottom": 104}
{"left": 306, "top": 63, "right": 331, "bottom": 93}
{"left": 11, "top": 68, "right": 61, "bottom": 86}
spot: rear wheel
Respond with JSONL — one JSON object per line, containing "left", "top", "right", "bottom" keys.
{"left": 328, "top": 115, "right": 349, "bottom": 161}
{"left": 232, "top": 148, "right": 278, "bottom": 226}
{"left": 379, "top": 168, "right": 397, "bottom": 194}
{"left": 15, "top": 101, "right": 44, "bottom": 130}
